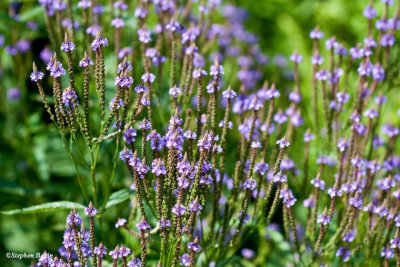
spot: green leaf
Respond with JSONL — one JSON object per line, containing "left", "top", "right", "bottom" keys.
{"left": 1, "top": 201, "right": 86, "bottom": 215}
{"left": 105, "top": 189, "right": 135, "bottom": 209}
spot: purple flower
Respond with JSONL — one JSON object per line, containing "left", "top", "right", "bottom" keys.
{"left": 135, "top": 84, "right": 148, "bottom": 94}
{"left": 62, "top": 89, "right": 78, "bottom": 107}
{"left": 84, "top": 203, "right": 98, "bottom": 217}
{"left": 380, "top": 34, "right": 395, "bottom": 47}
{"left": 372, "top": 64, "right": 385, "bottom": 81}
{"left": 336, "top": 247, "right": 351, "bottom": 262}
{"left": 222, "top": 87, "right": 237, "bottom": 99}
{"left": 119, "top": 47, "right": 133, "bottom": 59}
{"left": 79, "top": 55, "right": 94, "bottom": 67}
{"left": 109, "top": 97, "right": 124, "bottom": 110}
{"left": 16, "top": 40, "right": 30, "bottom": 53}
{"left": 30, "top": 70, "right": 44, "bottom": 82}
{"left": 93, "top": 245, "right": 107, "bottom": 259}
{"left": 117, "top": 61, "right": 132, "bottom": 74}
{"left": 343, "top": 231, "right": 355, "bottom": 243}
{"left": 381, "top": 247, "right": 394, "bottom": 259}
{"left": 152, "top": 159, "right": 167, "bottom": 176}
{"left": 77, "top": 0, "right": 91, "bottom": 9}
{"left": 157, "top": 219, "right": 171, "bottom": 229}
{"left": 328, "top": 187, "right": 342, "bottom": 198}
{"left": 315, "top": 69, "right": 330, "bottom": 81}
{"left": 138, "top": 28, "right": 152, "bottom": 43}
{"left": 317, "top": 214, "right": 331, "bottom": 225}
{"left": 172, "top": 204, "right": 187, "bottom": 216}
{"left": 390, "top": 237, "right": 400, "bottom": 249}
{"left": 363, "top": 5, "right": 377, "bottom": 19}
{"left": 61, "top": 40, "right": 76, "bottom": 52}
{"left": 290, "top": 53, "right": 303, "bottom": 63}
{"left": 254, "top": 161, "right": 269, "bottom": 175}
{"left": 66, "top": 212, "right": 82, "bottom": 226}
{"left": 111, "top": 18, "right": 125, "bottom": 29}
{"left": 135, "top": 7, "right": 148, "bottom": 18}
{"left": 337, "top": 138, "right": 348, "bottom": 152}
{"left": 123, "top": 128, "right": 137, "bottom": 144}
{"left": 310, "top": 28, "right": 324, "bottom": 39}
{"left": 139, "top": 119, "right": 152, "bottom": 130}
{"left": 114, "top": 74, "right": 134, "bottom": 88}
{"left": 166, "top": 20, "right": 183, "bottom": 33}
{"left": 136, "top": 219, "right": 151, "bottom": 231}
{"left": 128, "top": 258, "right": 142, "bottom": 267}
{"left": 47, "top": 60, "right": 66, "bottom": 77}
{"left": 141, "top": 72, "right": 156, "bottom": 83}
{"left": 279, "top": 189, "right": 296, "bottom": 207}
{"left": 180, "top": 253, "right": 190, "bottom": 266}
{"left": 119, "top": 246, "right": 131, "bottom": 257}
{"left": 304, "top": 132, "right": 315, "bottom": 143}
{"left": 311, "top": 178, "right": 325, "bottom": 190}
{"left": 241, "top": 248, "right": 255, "bottom": 259}
{"left": 303, "top": 197, "right": 315, "bottom": 208}
{"left": 115, "top": 218, "right": 127, "bottom": 228}
{"left": 188, "top": 240, "right": 201, "bottom": 252}
{"left": 7, "top": 88, "right": 21, "bottom": 102}
{"left": 349, "top": 197, "right": 363, "bottom": 209}
{"left": 91, "top": 34, "right": 108, "bottom": 50}
{"left": 189, "top": 200, "right": 203, "bottom": 213}
{"left": 243, "top": 178, "right": 257, "bottom": 190}
{"left": 358, "top": 62, "right": 373, "bottom": 76}
{"left": 248, "top": 96, "right": 263, "bottom": 110}
{"left": 169, "top": 86, "right": 182, "bottom": 98}
{"left": 109, "top": 247, "right": 120, "bottom": 259}
{"left": 114, "top": 0, "right": 128, "bottom": 10}
{"left": 276, "top": 138, "right": 290, "bottom": 148}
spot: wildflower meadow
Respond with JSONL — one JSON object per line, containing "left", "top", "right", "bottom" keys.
{"left": 1, "top": 0, "right": 400, "bottom": 266}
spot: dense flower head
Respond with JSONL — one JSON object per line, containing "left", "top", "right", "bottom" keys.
{"left": 254, "top": 161, "right": 269, "bottom": 175}
{"left": 289, "top": 52, "right": 303, "bottom": 63}
{"left": 310, "top": 28, "right": 324, "bottom": 39}
{"left": 61, "top": 40, "right": 76, "bottom": 52}
{"left": 152, "top": 158, "right": 167, "bottom": 176}
{"left": 79, "top": 54, "right": 94, "bottom": 67}
{"left": 172, "top": 204, "right": 187, "bottom": 216}
{"left": 111, "top": 18, "right": 125, "bottom": 29}
{"left": 169, "top": 86, "right": 182, "bottom": 98}
{"left": 138, "top": 28, "right": 152, "bottom": 43}
{"left": 136, "top": 218, "right": 151, "bottom": 231}
{"left": 222, "top": 87, "right": 237, "bottom": 99}
{"left": 128, "top": 258, "right": 142, "bottom": 267}
{"left": 243, "top": 178, "right": 257, "bottom": 190}
{"left": 311, "top": 177, "right": 325, "bottom": 190}
{"left": 336, "top": 247, "right": 351, "bottom": 262}
{"left": 123, "top": 128, "right": 137, "bottom": 144}
{"left": 115, "top": 218, "right": 127, "bottom": 228}
{"left": 30, "top": 69, "right": 44, "bottom": 82}
{"left": 363, "top": 5, "right": 377, "bottom": 19}
{"left": 276, "top": 138, "right": 290, "bottom": 148}
{"left": 117, "top": 61, "right": 133, "bottom": 74}
{"left": 47, "top": 60, "right": 66, "bottom": 77}
{"left": 279, "top": 189, "right": 296, "bottom": 207}
{"left": 62, "top": 89, "right": 78, "bottom": 108}
{"left": 66, "top": 211, "right": 82, "bottom": 226}
{"left": 94, "top": 243, "right": 107, "bottom": 258}
{"left": 317, "top": 213, "right": 331, "bottom": 225}
{"left": 109, "top": 97, "right": 124, "bottom": 110}
{"left": 188, "top": 240, "right": 201, "bottom": 252}
{"left": 84, "top": 202, "right": 98, "bottom": 217}
{"left": 77, "top": 0, "right": 91, "bottom": 9}
{"left": 91, "top": 32, "right": 108, "bottom": 50}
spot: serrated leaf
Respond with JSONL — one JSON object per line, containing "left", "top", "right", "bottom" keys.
{"left": 1, "top": 201, "right": 86, "bottom": 215}
{"left": 105, "top": 189, "right": 135, "bottom": 209}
